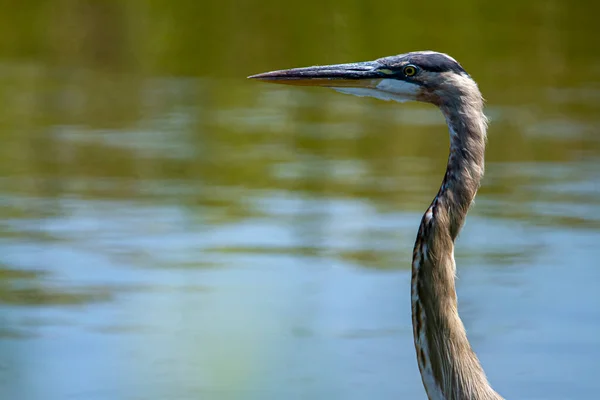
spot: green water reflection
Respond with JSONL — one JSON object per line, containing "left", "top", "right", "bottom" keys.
{"left": 0, "top": 1, "right": 599, "bottom": 399}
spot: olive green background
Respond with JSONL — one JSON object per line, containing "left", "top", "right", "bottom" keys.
{"left": 0, "top": 1, "right": 599, "bottom": 399}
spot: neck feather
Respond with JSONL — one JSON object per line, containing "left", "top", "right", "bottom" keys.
{"left": 411, "top": 89, "right": 502, "bottom": 400}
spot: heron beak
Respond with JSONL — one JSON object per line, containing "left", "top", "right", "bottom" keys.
{"left": 248, "top": 61, "right": 383, "bottom": 88}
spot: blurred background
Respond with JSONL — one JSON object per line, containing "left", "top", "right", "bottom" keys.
{"left": 1, "top": 1, "right": 599, "bottom": 399}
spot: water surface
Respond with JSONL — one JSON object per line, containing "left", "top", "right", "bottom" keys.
{"left": 1, "top": 2, "right": 599, "bottom": 399}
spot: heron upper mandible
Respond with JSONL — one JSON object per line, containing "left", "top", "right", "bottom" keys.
{"left": 249, "top": 51, "right": 503, "bottom": 400}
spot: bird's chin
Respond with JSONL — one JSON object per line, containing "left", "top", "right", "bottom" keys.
{"left": 330, "top": 79, "right": 420, "bottom": 103}
{"left": 331, "top": 87, "right": 415, "bottom": 103}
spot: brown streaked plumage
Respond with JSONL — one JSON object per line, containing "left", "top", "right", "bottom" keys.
{"left": 249, "top": 51, "right": 503, "bottom": 400}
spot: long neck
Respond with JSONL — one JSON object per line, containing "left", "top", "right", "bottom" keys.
{"left": 411, "top": 96, "right": 502, "bottom": 400}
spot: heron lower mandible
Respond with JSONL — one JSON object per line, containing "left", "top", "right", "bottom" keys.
{"left": 249, "top": 51, "right": 503, "bottom": 400}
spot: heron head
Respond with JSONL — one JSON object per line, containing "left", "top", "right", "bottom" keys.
{"left": 249, "top": 51, "right": 476, "bottom": 107}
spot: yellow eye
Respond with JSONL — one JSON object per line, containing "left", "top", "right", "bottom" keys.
{"left": 403, "top": 65, "right": 417, "bottom": 77}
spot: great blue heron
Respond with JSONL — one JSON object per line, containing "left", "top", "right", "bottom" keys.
{"left": 249, "top": 51, "right": 503, "bottom": 400}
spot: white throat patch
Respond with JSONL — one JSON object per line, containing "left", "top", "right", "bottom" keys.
{"left": 331, "top": 79, "right": 420, "bottom": 103}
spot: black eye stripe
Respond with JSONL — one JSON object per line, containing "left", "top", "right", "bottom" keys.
{"left": 407, "top": 54, "right": 467, "bottom": 74}
{"left": 376, "top": 52, "right": 469, "bottom": 76}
